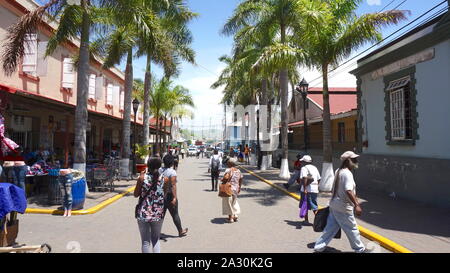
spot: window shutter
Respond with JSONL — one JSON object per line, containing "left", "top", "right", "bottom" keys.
{"left": 120, "top": 90, "right": 124, "bottom": 110}
{"left": 113, "top": 85, "right": 120, "bottom": 107}
{"left": 89, "top": 74, "right": 96, "bottom": 99}
{"left": 36, "top": 41, "right": 48, "bottom": 77}
{"left": 106, "top": 84, "right": 113, "bottom": 105}
{"left": 62, "top": 57, "right": 75, "bottom": 88}
{"left": 95, "top": 76, "right": 104, "bottom": 100}
{"left": 23, "top": 34, "right": 37, "bottom": 74}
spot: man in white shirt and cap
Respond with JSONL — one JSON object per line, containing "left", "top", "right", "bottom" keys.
{"left": 314, "top": 151, "right": 367, "bottom": 253}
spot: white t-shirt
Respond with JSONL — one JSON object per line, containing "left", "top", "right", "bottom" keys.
{"left": 299, "top": 164, "right": 321, "bottom": 193}
{"left": 330, "top": 168, "right": 356, "bottom": 212}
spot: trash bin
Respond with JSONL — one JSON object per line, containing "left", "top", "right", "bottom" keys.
{"left": 47, "top": 169, "right": 62, "bottom": 205}
{"left": 71, "top": 177, "right": 86, "bottom": 210}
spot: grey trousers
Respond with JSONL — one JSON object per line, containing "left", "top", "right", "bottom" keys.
{"left": 137, "top": 219, "right": 164, "bottom": 253}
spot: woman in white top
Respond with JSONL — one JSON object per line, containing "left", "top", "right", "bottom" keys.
{"left": 314, "top": 151, "right": 366, "bottom": 253}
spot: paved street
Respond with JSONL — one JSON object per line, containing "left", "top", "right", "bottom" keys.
{"left": 16, "top": 157, "right": 388, "bottom": 253}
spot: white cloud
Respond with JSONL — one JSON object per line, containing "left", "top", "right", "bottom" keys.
{"left": 367, "top": 0, "right": 382, "bottom": 6}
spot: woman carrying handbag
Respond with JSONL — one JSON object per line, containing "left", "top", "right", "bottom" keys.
{"left": 219, "top": 158, "right": 243, "bottom": 223}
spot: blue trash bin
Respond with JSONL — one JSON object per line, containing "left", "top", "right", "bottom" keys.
{"left": 71, "top": 177, "right": 86, "bottom": 210}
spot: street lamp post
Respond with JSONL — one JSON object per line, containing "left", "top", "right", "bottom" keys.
{"left": 132, "top": 98, "right": 140, "bottom": 176}
{"left": 296, "top": 78, "right": 309, "bottom": 153}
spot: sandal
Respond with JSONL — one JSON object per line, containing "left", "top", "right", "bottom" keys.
{"left": 179, "top": 228, "right": 188, "bottom": 237}
{"left": 233, "top": 217, "right": 238, "bottom": 222}
{"left": 227, "top": 218, "right": 234, "bottom": 223}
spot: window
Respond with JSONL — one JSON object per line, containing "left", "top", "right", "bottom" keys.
{"left": 62, "top": 57, "right": 75, "bottom": 89}
{"left": 89, "top": 74, "right": 96, "bottom": 100}
{"left": 106, "top": 83, "right": 113, "bottom": 106}
{"left": 22, "top": 34, "right": 38, "bottom": 76}
{"left": 338, "top": 122, "right": 345, "bottom": 143}
{"left": 119, "top": 89, "right": 124, "bottom": 111}
{"left": 113, "top": 85, "right": 120, "bottom": 108}
{"left": 388, "top": 77, "right": 412, "bottom": 140}
{"left": 384, "top": 66, "right": 418, "bottom": 145}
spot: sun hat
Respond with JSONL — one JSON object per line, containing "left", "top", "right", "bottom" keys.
{"left": 300, "top": 155, "right": 312, "bottom": 163}
{"left": 227, "top": 157, "right": 238, "bottom": 166}
{"left": 340, "top": 151, "right": 360, "bottom": 161}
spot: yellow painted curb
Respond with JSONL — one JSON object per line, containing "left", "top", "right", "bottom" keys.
{"left": 25, "top": 186, "right": 136, "bottom": 216}
{"left": 239, "top": 165, "right": 414, "bottom": 254}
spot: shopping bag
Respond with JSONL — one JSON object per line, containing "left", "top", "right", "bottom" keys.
{"left": 313, "top": 207, "right": 329, "bottom": 232}
{"left": 299, "top": 196, "right": 308, "bottom": 219}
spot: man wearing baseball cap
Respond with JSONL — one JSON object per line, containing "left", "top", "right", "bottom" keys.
{"left": 314, "top": 151, "right": 367, "bottom": 253}
{"left": 298, "top": 155, "right": 321, "bottom": 224}
{"left": 283, "top": 153, "right": 304, "bottom": 190}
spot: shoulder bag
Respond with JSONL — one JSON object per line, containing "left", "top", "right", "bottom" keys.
{"left": 218, "top": 169, "right": 233, "bottom": 198}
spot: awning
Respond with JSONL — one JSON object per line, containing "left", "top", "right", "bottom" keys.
{"left": 386, "top": 76, "right": 410, "bottom": 91}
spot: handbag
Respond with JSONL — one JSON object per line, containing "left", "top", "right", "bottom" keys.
{"left": 218, "top": 170, "right": 233, "bottom": 197}
{"left": 313, "top": 206, "right": 342, "bottom": 239}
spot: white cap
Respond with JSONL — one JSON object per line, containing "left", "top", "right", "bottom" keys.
{"left": 300, "top": 155, "right": 312, "bottom": 163}
{"left": 340, "top": 151, "right": 360, "bottom": 161}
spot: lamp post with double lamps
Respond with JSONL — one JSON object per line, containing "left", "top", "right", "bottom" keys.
{"left": 296, "top": 78, "right": 309, "bottom": 153}
{"left": 132, "top": 98, "right": 140, "bottom": 176}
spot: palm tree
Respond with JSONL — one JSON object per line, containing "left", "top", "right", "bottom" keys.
{"left": 294, "top": 0, "right": 407, "bottom": 191}
{"left": 99, "top": 0, "right": 168, "bottom": 176}
{"left": 136, "top": 0, "right": 197, "bottom": 148}
{"left": 222, "top": 0, "right": 309, "bottom": 178}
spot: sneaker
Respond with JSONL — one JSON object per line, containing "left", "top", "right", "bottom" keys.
{"left": 283, "top": 183, "right": 289, "bottom": 190}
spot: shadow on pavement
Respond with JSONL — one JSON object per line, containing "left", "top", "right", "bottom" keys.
{"left": 210, "top": 218, "right": 229, "bottom": 225}
{"left": 307, "top": 242, "right": 343, "bottom": 253}
{"left": 284, "top": 220, "right": 303, "bottom": 229}
{"left": 238, "top": 186, "right": 288, "bottom": 207}
{"left": 355, "top": 189, "right": 450, "bottom": 239}
{"left": 160, "top": 233, "right": 180, "bottom": 242}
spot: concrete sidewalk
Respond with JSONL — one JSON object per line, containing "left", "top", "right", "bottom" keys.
{"left": 240, "top": 164, "right": 450, "bottom": 253}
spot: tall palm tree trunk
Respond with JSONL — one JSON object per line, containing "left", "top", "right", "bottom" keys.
{"left": 260, "top": 79, "right": 268, "bottom": 170}
{"left": 279, "top": 24, "right": 290, "bottom": 179}
{"left": 163, "top": 114, "right": 167, "bottom": 153}
{"left": 142, "top": 54, "right": 151, "bottom": 147}
{"left": 320, "top": 64, "right": 334, "bottom": 192}
{"left": 170, "top": 117, "right": 174, "bottom": 142}
{"left": 155, "top": 111, "right": 160, "bottom": 155}
{"left": 279, "top": 69, "right": 290, "bottom": 179}
{"left": 121, "top": 49, "right": 133, "bottom": 177}
{"left": 73, "top": 0, "right": 90, "bottom": 174}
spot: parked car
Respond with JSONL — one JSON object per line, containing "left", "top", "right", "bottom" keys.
{"left": 187, "top": 147, "right": 197, "bottom": 157}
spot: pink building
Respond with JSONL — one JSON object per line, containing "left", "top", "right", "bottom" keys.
{"left": 0, "top": 0, "right": 162, "bottom": 166}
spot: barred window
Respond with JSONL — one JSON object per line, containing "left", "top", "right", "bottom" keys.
{"left": 388, "top": 76, "right": 412, "bottom": 140}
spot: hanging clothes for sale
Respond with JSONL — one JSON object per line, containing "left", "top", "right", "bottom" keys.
{"left": 0, "top": 113, "right": 19, "bottom": 157}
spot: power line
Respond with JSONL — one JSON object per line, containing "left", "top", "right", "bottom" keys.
{"left": 306, "top": 0, "right": 447, "bottom": 86}
{"left": 309, "top": 4, "right": 448, "bottom": 86}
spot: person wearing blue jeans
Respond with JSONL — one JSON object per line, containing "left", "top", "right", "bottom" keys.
{"left": 314, "top": 151, "right": 366, "bottom": 253}
{"left": 13, "top": 165, "right": 28, "bottom": 192}
{"left": 283, "top": 153, "right": 303, "bottom": 190}
{"left": 59, "top": 171, "right": 73, "bottom": 217}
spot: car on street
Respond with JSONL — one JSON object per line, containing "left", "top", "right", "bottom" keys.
{"left": 187, "top": 147, "right": 197, "bottom": 157}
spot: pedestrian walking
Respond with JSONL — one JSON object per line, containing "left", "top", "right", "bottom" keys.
{"left": 221, "top": 158, "right": 243, "bottom": 223}
{"left": 58, "top": 168, "right": 74, "bottom": 217}
{"left": 161, "top": 154, "right": 188, "bottom": 237}
{"left": 298, "top": 155, "right": 321, "bottom": 224}
{"left": 314, "top": 151, "right": 366, "bottom": 253}
{"left": 244, "top": 145, "right": 250, "bottom": 165}
{"left": 173, "top": 150, "right": 180, "bottom": 171}
{"left": 283, "top": 153, "right": 303, "bottom": 190}
{"left": 180, "top": 148, "right": 185, "bottom": 159}
{"left": 134, "top": 157, "right": 165, "bottom": 253}
{"left": 208, "top": 149, "right": 223, "bottom": 191}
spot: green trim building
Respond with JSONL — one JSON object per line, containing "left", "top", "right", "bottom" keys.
{"left": 350, "top": 12, "right": 450, "bottom": 208}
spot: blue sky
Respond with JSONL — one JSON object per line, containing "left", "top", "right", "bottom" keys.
{"left": 35, "top": 0, "right": 449, "bottom": 131}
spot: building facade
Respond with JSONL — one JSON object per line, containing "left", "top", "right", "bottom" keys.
{"left": 351, "top": 13, "right": 450, "bottom": 208}
{"left": 0, "top": 0, "right": 152, "bottom": 166}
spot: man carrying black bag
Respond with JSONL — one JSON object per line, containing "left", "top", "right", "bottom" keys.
{"left": 313, "top": 151, "right": 367, "bottom": 253}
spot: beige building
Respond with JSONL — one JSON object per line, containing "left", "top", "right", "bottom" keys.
{"left": 0, "top": 0, "right": 157, "bottom": 166}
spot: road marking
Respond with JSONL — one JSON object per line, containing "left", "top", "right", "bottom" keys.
{"left": 25, "top": 186, "right": 136, "bottom": 216}
{"left": 239, "top": 165, "right": 413, "bottom": 253}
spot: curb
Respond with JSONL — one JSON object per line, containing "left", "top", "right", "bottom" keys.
{"left": 239, "top": 165, "right": 413, "bottom": 254}
{"left": 25, "top": 186, "right": 136, "bottom": 216}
